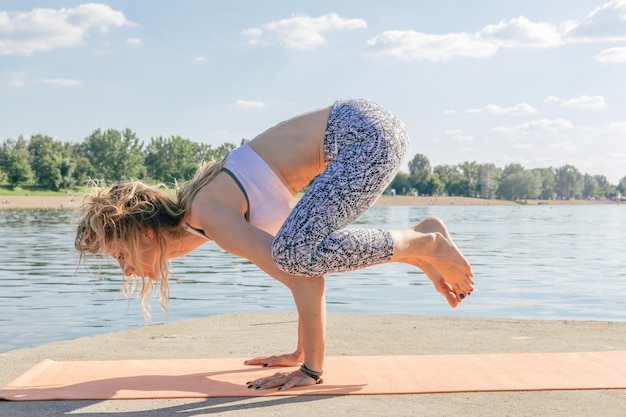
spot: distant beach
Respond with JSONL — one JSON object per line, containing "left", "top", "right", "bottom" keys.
{"left": 0, "top": 194, "right": 621, "bottom": 210}
{"left": 0, "top": 196, "right": 81, "bottom": 209}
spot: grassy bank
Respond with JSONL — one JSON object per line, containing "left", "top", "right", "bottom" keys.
{"left": 0, "top": 185, "right": 77, "bottom": 197}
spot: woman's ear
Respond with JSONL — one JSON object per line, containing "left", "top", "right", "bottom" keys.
{"left": 141, "top": 228, "right": 155, "bottom": 242}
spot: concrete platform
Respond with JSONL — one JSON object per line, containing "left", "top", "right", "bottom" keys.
{"left": 1, "top": 312, "right": 625, "bottom": 417}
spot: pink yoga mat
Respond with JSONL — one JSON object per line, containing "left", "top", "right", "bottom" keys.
{"left": 1, "top": 352, "right": 625, "bottom": 401}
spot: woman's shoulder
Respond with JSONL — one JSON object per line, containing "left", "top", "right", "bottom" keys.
{"left": 186, "top": 173, "right": 249, "bottom": 229}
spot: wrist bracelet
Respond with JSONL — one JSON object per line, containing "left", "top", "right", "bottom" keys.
{"left": 299, "top": 363, "right": 323, "bottom": 382}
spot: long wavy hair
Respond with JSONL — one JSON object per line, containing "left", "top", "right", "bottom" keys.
{"left": 75, "top": 159, "right": 225, "bottom": 321}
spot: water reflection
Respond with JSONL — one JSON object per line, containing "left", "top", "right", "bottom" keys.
{"left": 1, "top": 204, "right": 625, "bottom": 352}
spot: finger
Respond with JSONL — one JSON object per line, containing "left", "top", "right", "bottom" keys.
{"left": 275, "top": 373, "right": 318, "bottom": 392}
{"left": 246, "top": 372, "right": 289, "bottom": 389}
{"left": 277, "top": 377, "right": 300, "bottom": 391}
{"left": 261, "top": 376, "right": 289, "bottom": 390}
{"left": 244, "top": 356, "right": 270, "bottom": 366}
{"left": 251, "top": 377, "right": 286, "bottom": 390}
{"left": 244, "top": 355, "right": 282, "bottom": 366}
{"left": 264, "top": 356, "right": 301, "bottom": 367}
{"left": 248, "top": 377, "right": 275, "bottom": 389}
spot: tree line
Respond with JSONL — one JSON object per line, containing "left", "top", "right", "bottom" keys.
{"left": 393, "top": 153, "right": 626, "bottom": 201}
{"left": 1, "top": 130, "right": 625, "bottom": 201}
{"left": 0, "top": 130, "right": 236, "bottom": 191}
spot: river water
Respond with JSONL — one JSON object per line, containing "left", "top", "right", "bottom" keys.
{"left": 0, "top": 204, "right": 624, "bottom": 352}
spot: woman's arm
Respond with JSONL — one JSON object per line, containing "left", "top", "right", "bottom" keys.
{"left": 196, "top": 202, "right": 326, "bottom": 389}
{"left": 244, "top": 304, "right": 305, "bottom": 367}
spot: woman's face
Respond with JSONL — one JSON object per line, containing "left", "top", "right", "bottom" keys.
{"left": 104, "top": 235, "right": 157, "bottom": 280}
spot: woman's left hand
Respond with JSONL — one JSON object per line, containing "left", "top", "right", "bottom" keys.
{"left": 244, "top": 351, "right": 303, "bottom": 367}
{"left": 246, "top": 369, "right": 320, "bottom": 391}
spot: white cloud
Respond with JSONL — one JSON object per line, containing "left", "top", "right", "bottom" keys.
{"left": 595, "top": 46, "right": 626, "bottom": 62}
{"left": 363, "top": 30, "right": 497, "bottom": 61}
{"left": 549, "top": 141, "right": 577, "bottom": 151}
{"left": 563, "top": 95, "right": 605, "bottom": 108}
{"left": 480, "top": 16, "right": 563, "bottom": 48}
{"left": 126, "top": 37, "right": 143, "bottom": 47}
{"left": 362, "top": 15, "right": 561, "bottom": 61}
{"left": 363, "top": 1, "right": 626, "bottom": 62}
{"left": 233, "top": 100, "right": 266, "bottom": 109}
{"left": 512, "top": 142, "right": 534, "bottom": 149}
{"left": 466, "top": 103, "right": 537, "bottom": 115}
{"left": 564, "top": 0, "right": 626, "bottom": 43}
{"left": 243, "top": 13, "right": 366, "bottom": 50}
{"left": 545, "top": 95, "right": 605, "bottom": 108}
{"left": 493, "top": 118, "right": 575, "bottom": 135}
{"left": 38, "top": 78, "right": 81, "bottom": 86}
{"left": 446, "top": 129, "right": 475, "bottom": 142}
{"left": 194, "top": 56, "right": 206, "bottom": 62}
{"left": 603, "top": 121, "right": 626, "bottom": 132}
{"left": 242, "top": 27, "right": 262, "bottom": 37}
{"left": 0, "top": 4, "right": 133, "bottom": 56}
{"left": 4, "top": 71, "right": 81, "bottom": 87}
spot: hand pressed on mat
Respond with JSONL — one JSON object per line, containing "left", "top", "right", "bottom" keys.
{"left": 244, "top": 351, "right": 303, "bottom": 368}
{"left": 247, "top": 369, "right": 321, "bottom": 391}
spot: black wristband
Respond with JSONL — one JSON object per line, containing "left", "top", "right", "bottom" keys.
{"left": 299, "top": 363, "right": 323, "bottom": 382}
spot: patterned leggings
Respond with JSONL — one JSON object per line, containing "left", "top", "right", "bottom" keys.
{"left": 271, "top": 99, "right": 408, "bottom": 277}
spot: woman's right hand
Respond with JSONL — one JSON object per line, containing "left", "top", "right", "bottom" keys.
{"left": 244, "top": 350, "right": 303, "bottom": 367}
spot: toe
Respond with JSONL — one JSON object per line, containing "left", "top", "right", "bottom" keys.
{"left": 445, "top": 292, "right": 459, "bottom": 308}
{"left": 434, "top": 281, "right": 459, "bottom": 308}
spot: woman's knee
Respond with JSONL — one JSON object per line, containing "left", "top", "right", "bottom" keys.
{"left": 271, "top": 236, "right": 319, "bottom": 277}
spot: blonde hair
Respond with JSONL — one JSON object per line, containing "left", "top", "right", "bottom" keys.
{"left": 74, "top": 159, "right": 225, "bottom": 321}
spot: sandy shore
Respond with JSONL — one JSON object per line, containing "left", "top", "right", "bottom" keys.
{"left": 1, "top": 312, "right": 625, "bottom": 417}
{"left": 0, "top": 195, "right": 82, "bottom": 209}
{"left": 0, "top": 194, "right": 620, "bottom": 210}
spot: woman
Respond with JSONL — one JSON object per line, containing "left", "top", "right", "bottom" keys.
{"left": 75, "top": 98, "right": 474, "bottom": 391}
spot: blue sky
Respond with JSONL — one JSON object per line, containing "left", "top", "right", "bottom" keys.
{"left": 1, "top": 1, "right": 625, "bottom": 183}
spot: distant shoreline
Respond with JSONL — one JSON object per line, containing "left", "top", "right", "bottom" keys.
{"left": 0, "top": 194, "right": 621, "bottom": 210}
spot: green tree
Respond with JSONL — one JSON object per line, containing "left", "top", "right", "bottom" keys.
{"left": 531, "top": 167, "right": 556, "bottom": 200}
{"left": 82, "top": 128, "right": 145, "bottom": 181}
{"left": 434, "top": 163, "right": 474, "bottom": 197}
{"left": 447, "top": 176, "right": 471, "bottom": 197}
{"left": 459, "top": 161, "right": 480, "bottom": 198}
{"left": 582, "top": 174, "right": 599, "bottom": 199}
{"left": 593, "top": 175, "right": 611, "bottom": 198}
{"left": 497, "top": 170, "right": 541, "bottom": 201}
{"left": 433, "top": 164, "right": 463, "bottom": 195}
{"left": 478, "top": 163, "right": 498, "bottom": 199}
{"left": 555, "top": 164, "right": 583, "bottom": 199}
{"left": 502, "top": 163, "right": 524, "bottom": 177}
{"left": 0, "top": 140, "right": 9, "bottom": 170}
{"left": 71, "top": 156, "right": 96, "bottom": 185}
{"left": 388, "top": 171, "right": 411, "bottom": 195}
{"left": 424, "top": 173, "right": 445, "bottom": 196}
{"left": 56, "top": 142, "right": 77, "bottom": 189}
{"left": 5, "top": 148, "right": 33, "bottom": 187}
{"left": 203, "top": 142, "right": 236, "bottom": 162}
{"left": 432, "top": 164, "right": 455, "bottom": 184}
{"left": 408, "top": 153, "right": 431, "bottom": 194}
{"left": 145, "top": 136, "right": 203, "bottom": 183}
{"left": 28, "top": 135, "right": 64, "bottom": 190}
{"left": 617, "top": 176, "right": 626, "bottom": 196}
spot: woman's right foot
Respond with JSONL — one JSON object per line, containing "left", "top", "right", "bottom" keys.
{"left": 392, "top": 216, "right": 474, "bottom": 307}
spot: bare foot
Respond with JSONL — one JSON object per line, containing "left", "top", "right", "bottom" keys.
{"left": 391, "top": 216, "right": 474, "bottom": 308}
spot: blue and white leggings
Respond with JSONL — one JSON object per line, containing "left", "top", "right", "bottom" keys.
{"left": 271, "top": 99, "right": 409, "bottom": 277}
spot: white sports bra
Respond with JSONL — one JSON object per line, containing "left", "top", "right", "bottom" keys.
{"left": 184, "top": 144, "right": 293, "bottom": 238}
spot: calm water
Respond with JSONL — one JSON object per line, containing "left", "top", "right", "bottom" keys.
{"left": 1, "top": 204, "right": 625, "bottom": 353}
